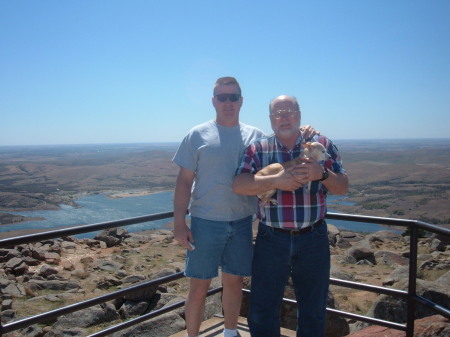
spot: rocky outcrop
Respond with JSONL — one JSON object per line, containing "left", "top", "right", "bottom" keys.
{"left": 345, "top": 315, "right": 449, "bottom": 337}
{"left": 94, "top": 227, "right": 131, "bottom": 247}
{"left": 349, "top": 232, "right": 450, "bottom": 336}
{"left": 111, "top": 312, "right": 186, "bottom": 337}
{"left": 0, "top": 226, "right": 448, "bottom": 337}
{"left": 54, "top": 303, "right": 120, "bottom": 328}
{"left": 364, "top": 277, "right": 450, "bottom": 325}
{"left": 0, "top": 229, "right": 191, "bottom": 337}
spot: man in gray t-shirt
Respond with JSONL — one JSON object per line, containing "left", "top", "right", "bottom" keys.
{"left": 174, "top": 119, "right": 263, "bottom": 221}
{"left": 173, "top": 77, "right": 264, "bottom": 337}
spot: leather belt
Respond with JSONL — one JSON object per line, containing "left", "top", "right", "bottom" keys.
{"left": 271, "top": 220, "right": 323, "bottom": 235}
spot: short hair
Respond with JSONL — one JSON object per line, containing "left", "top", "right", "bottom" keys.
{"left": 213, "top": 77, "right": 241, "bottom": 96}
{"left": 269, "top": 95, "right": 301, "bottom": 113}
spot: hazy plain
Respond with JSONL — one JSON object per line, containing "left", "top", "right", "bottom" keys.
{"left": 1, "top": 139, "right": 449, "bottom": 229}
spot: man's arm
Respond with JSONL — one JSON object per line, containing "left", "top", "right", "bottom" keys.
{"left": 232, "top": 169, "right": 303, "bottom": 196}
{"left": 322, "top": 170, "right": 348, "bottom": 195}
{"left": 321, "top": 171, "right": 348, "bottom": 195}
{"left": 173, "top": 166, "right": 196, "bottom": 250}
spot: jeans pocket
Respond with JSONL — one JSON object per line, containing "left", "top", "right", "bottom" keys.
{"left": 257, "top": 223, "right": 271, "bottom": 238}
{"left": 313, "top": 221, "right": 328, "bottom": 238}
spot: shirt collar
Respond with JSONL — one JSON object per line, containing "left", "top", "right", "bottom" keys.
{"left": 274, "top": 133, "right": 304, "bottom": 151}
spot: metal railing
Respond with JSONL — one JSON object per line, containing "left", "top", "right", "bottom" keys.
{"left": 0, "top": 211, "right": 449, "bottom": 337}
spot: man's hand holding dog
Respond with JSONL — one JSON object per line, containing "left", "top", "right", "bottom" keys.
{"left": 290, "top": 158, "right": 323, "bottom": 184}
{"left": 277, "top": 167, "right": 304, "bottom": 191}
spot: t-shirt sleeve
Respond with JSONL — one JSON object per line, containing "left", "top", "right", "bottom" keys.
{"left": 172, "top": 134, "right": 198, "bottom": 172}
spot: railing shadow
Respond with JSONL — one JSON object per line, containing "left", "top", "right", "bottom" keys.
{"left": 0, "top": 212, "right": 449, "bottom": 337}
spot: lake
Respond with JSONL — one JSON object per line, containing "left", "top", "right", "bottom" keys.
{"left": 2, "top": 192, "right": 402, "bottom": 238}
{"left": 4, "top": 192, "right": 175, "bottom": 238}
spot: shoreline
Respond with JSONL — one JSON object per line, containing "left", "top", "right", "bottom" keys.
{"left": 105, "top": 188, "right": 172, "bottom": 199}
{"left": 0, "top": 189, "right": 174, "bottom": 226}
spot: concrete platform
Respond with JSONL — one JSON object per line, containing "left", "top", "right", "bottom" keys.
{"left": 170, "top": 316, "right": 296, "bottom": 337}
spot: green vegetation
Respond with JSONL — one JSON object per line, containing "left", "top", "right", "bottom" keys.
{"left": 360, "top": 202, "right": 390, "bottom": 210}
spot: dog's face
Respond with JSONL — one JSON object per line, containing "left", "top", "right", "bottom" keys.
{"left": 303, "top": 142, "right": 331, "bottom": 161}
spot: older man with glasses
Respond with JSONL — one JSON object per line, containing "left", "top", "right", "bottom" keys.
{"left": 233, "top": 95, "right": 348, "bottom": 337}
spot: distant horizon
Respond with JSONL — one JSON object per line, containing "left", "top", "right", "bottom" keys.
{"left": 2, "top": 137, "right": 450, "bottom": 149}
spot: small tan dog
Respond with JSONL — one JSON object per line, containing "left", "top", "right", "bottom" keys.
{"left": 256, "top": 142, "right": 331, "bottom": 205}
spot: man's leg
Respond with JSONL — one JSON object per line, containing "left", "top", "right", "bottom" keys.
{"left": 220, "top": 216, "right": 253, "bottom": 335}
{"left": 222, "top": 272, "right": 243, "bottom": 330}
{"left": 185, "top": 217, "right": 226, "bottom": 335}
{"left": 185, "top": 278, "right": 212, "bottom": 337}
{"left": 248, "top": 224, "right": 291, "bottom": 337}
{"left": 292, "top": 222, "right": 330, "bottom": 337}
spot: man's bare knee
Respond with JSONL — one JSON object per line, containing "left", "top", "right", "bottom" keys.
{"left": 222, "top": 273, "right": 243, "bottom": 291}
{"left": 188, "top": 278, "right": 211, "bottom": 300}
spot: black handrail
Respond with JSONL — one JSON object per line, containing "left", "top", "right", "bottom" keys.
{"left": 1, "top": 272, "right": 185, "bottom": 333}
{"left": 87, "top": 287, "right": 223, "bottom": 337}
{"left": 0, "top": 212, "right": 449, "bottom": 337}
{"left": 243, "top": 289, "right": 408, "bottom": 331}
{"left": 0, "top": 211, "right": 175, "bottom": 248}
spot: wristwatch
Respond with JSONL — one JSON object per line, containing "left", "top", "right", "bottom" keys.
{"left": 320, "top": 167, "right": 329, "bottom": 181}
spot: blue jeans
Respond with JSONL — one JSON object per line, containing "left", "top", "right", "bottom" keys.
{"left": 248, "top": 221, "right": 330, "bottom": 337}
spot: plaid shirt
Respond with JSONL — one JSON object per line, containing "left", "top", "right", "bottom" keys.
{"left": 236, "top": 134, "right": 346, "bottom": 229}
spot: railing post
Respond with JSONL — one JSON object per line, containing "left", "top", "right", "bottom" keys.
{"left": 406, "top": 223, "right": 418, "bottom": 337}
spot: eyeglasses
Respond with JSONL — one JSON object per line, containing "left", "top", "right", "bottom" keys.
{"left": 270, "top": 109, "right": 299, "bottom": 119}
{"left": 215, "top": 93, "right": 241, "bottom": 102}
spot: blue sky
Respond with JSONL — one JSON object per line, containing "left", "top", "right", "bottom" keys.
{"left": 1, "top": 1, "right": 449, "bottom": 146}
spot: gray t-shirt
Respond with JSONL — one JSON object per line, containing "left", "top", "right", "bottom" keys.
{"left": 173, "top": 120, "right": 265, "bottom": 221}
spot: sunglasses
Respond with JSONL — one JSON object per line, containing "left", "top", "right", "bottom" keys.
{"left": 215, "top": 93, "right": 241, "bottom": 102}
{"left": 270, "top": 109, "right": 299, "bottom": 119}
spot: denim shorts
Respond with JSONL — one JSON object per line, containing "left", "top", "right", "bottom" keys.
{"left": 185, "top": 215, "right": 253, "bottom": 279}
